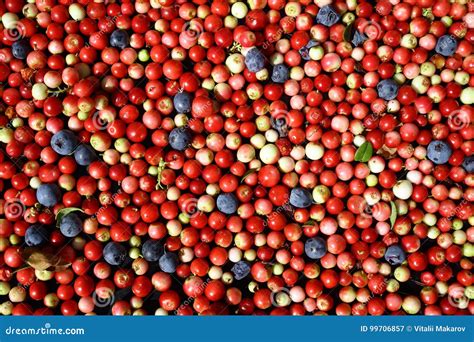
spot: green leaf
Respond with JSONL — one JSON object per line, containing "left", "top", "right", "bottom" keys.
{"left": 354, "top": 141, "right": 373, "bottom": 162}
{"left": 56, "top": 207, "right": 84, "bottom": 227}
{"left": 390, "top": 201, "right": 397, "bottom": 228}
{"left": 343, "top": 22, "right": 354, "bottom": 43}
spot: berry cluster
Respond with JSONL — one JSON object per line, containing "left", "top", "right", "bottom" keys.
{"left": 0, "top": 0, "right": 473, "bottom": 316}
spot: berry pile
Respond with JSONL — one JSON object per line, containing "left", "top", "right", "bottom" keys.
{"left": 0, "top": 0, "right": 473, "bottom": 316}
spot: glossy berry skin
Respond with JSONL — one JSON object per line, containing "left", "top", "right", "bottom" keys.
{"left": 384, "top": 245, "right": 406, "bottom": 265}
{"left": 169, "top": 128, "right": 192, "bottom": 151}
{"left": 377, "top": 79, "right": 399, "bottom": 101}
{"left": 315, "top": 6, "right": 340, "bottom": 27}
{"left": 245, "top": 48, "right": 265, "bottom": 73}
{"left": 74, "top": 145, "right": 97, "bottom": 166}
{"left": 305, "top": 238, "right": 327, "bottom": 260}
{"left": 24, "top": 224, "right": 49, "bottom": 247}
{"left": 50, "top": 130, "right": 78, "bottom": 155}
{"left": 289, "top": 188, "right": 313, "bottom": 208}
{"left": 231, "top": 261, "right": 251, "bottom": 280}
{"left": 110, "top": 29, "right": 130, "bottom": 49}
{"left": 59, "top": 213, "right": 83, "bottom": 238}
{"left": 159, "top": 253, "right": 179, "bottom": 273}
{"left": 427, "top": 141, "right": 452, "bottom": 165}
{"left": 216, "top": 193, "right": 238, "bottom": 214}
{"left": 103, "top": 242, "right": 127, "bottom": 266}
{"left": 0, "top": 0, "right": 471, "bottom": 319}
{"left": 142, "top": 240, "right": 165, "bottom": 262}
{"left": 36, "top": 184, "right": 61, "bottom": 207}
{"left": 435, "top": 35, "right": 458, "bottom": 57}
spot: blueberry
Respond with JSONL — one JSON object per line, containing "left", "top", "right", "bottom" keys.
{"left": 231, "top": 261, "right": 251, "bottom": 280}
{"left": 427, "top": 140, "right": 452, "bottom": 165}
{"left": 271, "top": 64, "right": 289, "bottom": 83}
{"left": 36, "top": 184, "right": 61, "bottom": 207}
{"left": 173, "top": 92, "right": 192, "bottom": 113}
{"left": 12, "top": 40, "right": 31, "bottom": 60}
{"left": 384, "top": 245, "right": 406, "bottom": 266}
{"left": 59, "top": 212, "right": 83, "bottom": 238}
{"left": 305, "top": 237, "right": 327, "bottom": 259}
{"left": 462, "top": 156, "right": 474, "bottom": 173}
{"left": 270, "top": 117, "right": 288, "bottom": 137}
{"left": 299, "top": 47, "right": 310, "bottom": 60}
{"left": 74, "top": 144, "right": 97, "bottom": 166}
{"left": 299, "top": 40, "right": 318, "bottom": 60}
{"left": 245, "top": 48, "right": 265, "bottom": 73}
{"left": 351, "top": 30, "right": 368, "bottom": 47}
{"left": 377, "top": 79, "right": 399, "bottom": 101}
{"left": 25, "top": 224, "right": 48, "bottom": 247}
{"left": 289, "top": 188, "right": 313, "bottom": 208}
{"left": 159, "top": 252, "right": 179, "bottom": 273}
{"left": 51, "top": 130, "right": 78, "bottom": 155}
{"left": 169, "top": 127, "right": 192, "bottom": 151}
{"left": 435, "top": 35, "right": 458, "bottom": 57}
{"left": 103, "top": 242, "right": 127, "bottom": 266}
{"left": 315, "top": 6, "right": 340, "bottom": 27}
{"left": 110, "top": 29, "right": 130, "bottom": 49}
{"left": 216, "top": 193, "right": 238, "bottom": 214}
{"left": 142, "top": 240, "right": 164, "bottom": 262}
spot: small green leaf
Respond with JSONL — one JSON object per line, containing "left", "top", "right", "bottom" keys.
{"left": 241, "top": 168, "right": 258, "bottom": 183}
{"left": 303, "top": 220, "right": 316, "bottom": 227}
{"left": 390, "top": 201, "right": 397, "bottom": 228}
{"left": 354, "top": 141, "right": 373, "bottom": 162}
{"left": 343, "top": 23, "right": 354, "bottom": 42}
{"left": 56, "top": 207, "right": 83, "bottom": 227}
